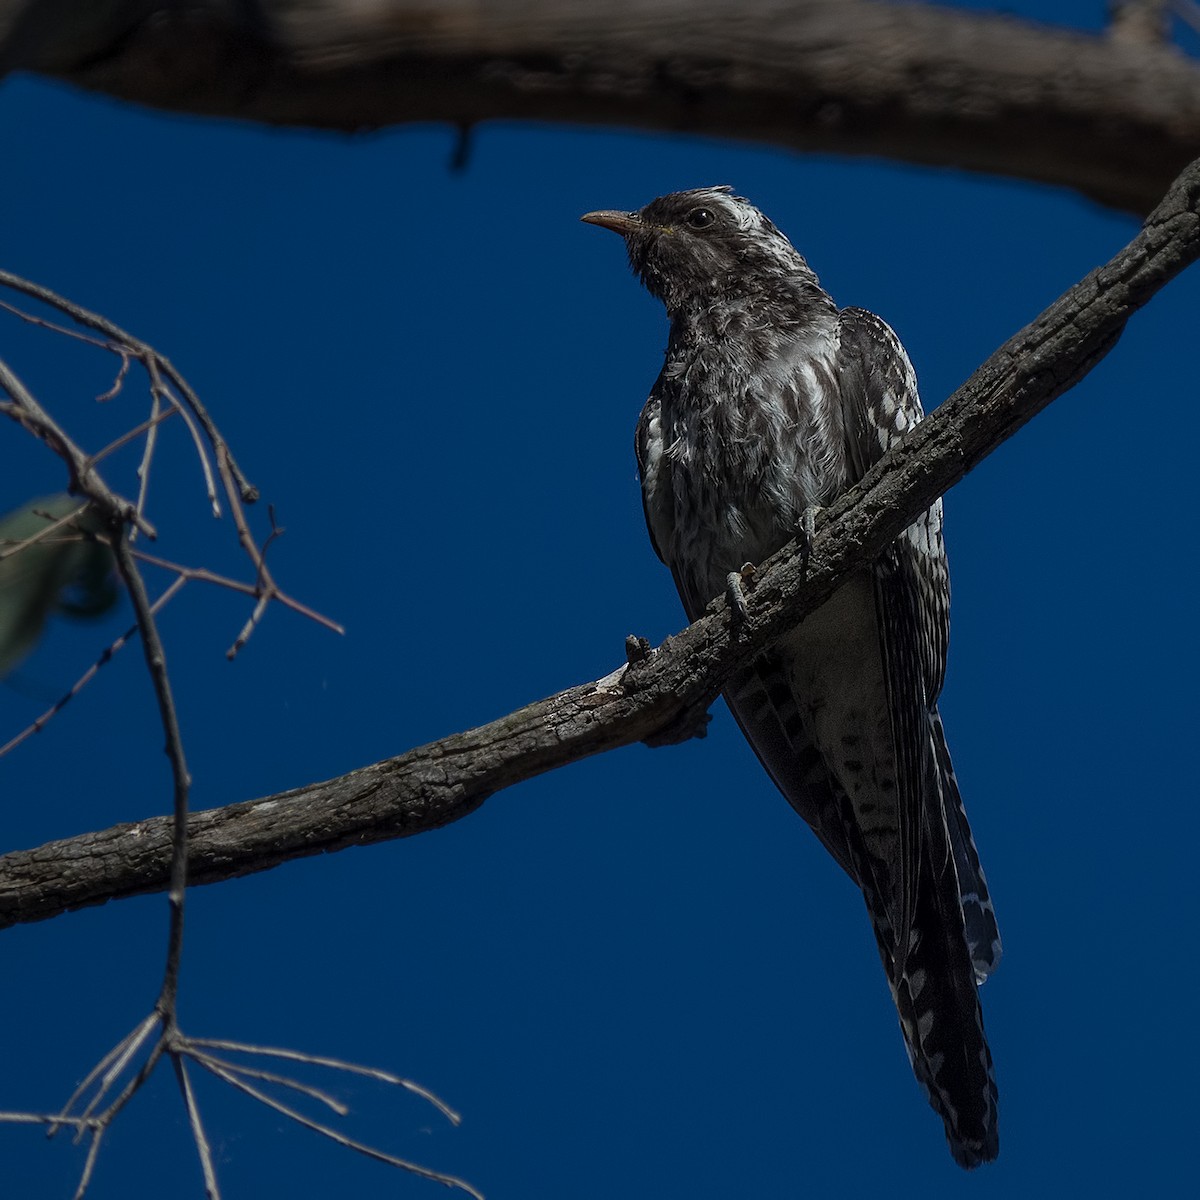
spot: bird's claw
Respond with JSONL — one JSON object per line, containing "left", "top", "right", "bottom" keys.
{"left": 796, "top": 506, "right": 823, "bottom": 575}
{"left": 726, "top": 562, "right": 757, "bottom": 636}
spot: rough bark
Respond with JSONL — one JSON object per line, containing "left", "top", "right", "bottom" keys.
{"left": 2, "top": 153, "right": 1198, "bottom": 931}
{"left": 0, "top": 1, "right": 1197, "bottom": 214}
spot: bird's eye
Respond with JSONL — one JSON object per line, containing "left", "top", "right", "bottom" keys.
{"left": 685, "top": 207, "right": 716, "bottom": 229}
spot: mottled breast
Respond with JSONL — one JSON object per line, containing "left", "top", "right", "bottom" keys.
{"left": 640, "top": 303, "right": 848, "bottom": 611}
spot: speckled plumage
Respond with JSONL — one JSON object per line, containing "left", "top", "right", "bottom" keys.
{"left": 584, "top": 187, "right": 1001, "bottom": 1167}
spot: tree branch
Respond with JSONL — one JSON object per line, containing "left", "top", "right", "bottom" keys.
{"left": 2, "top": 154, "right": 1198, "bottom": 931}
{"left": 1, "top": 1, "right": 1197, "bottom": 214}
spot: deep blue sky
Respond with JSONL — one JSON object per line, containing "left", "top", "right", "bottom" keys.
{"left": 3, "top": 6, "right": 1198, "bottom": 1197}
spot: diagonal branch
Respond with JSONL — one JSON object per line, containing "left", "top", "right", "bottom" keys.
{"left": 1, "top": 155, "right": 1198, "bottom": 932}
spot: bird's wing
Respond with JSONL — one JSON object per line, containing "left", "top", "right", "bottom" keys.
{"left": 833, "top": 308, "right": 942, "bottom": 970}
{"left": 835, "top": 306, "right": 948, "bottom": 699}
{"left": 835, "top": 306, "right": 1000, "bottom": 978}
{"left": 836, "top": 308, "right": 999, "bottom": 1164}
{"left": 634, "top": 394, "right": 671, "bottom": 566}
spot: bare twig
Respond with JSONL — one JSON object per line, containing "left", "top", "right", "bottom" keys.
{"left": 192, "top": 1055, "right": 483, "bottom": 1200}
{"left": 0, "top": 576, "right": 185, "bottom": 760}
{"left": 1, "top": 268, "right": 338, "bottom": 652}
{"left": 0, "top": 501, "right": 89, "bottom": 562}
{"left": 0, "top": 268, "right": 258, "bottom": 501}
{"left": 97, "top": 350, "right": 133, "bottom": 404}
{"left": 72, "top": 1127, "right": 105, "bottom": 1200}
{"left": 0, "top": 270, "right": 342, "bottom": 751}
{"left": 187, "top": 1050, "right": 352, "bottom": 1116}
{"left": 0, "top": 296, "right": 117, "bottom": 352}
{"left": 89, "top": 404, "right": 178, "bottom": 467}
{"left": 130, "top": 547, "right": 342, "bottom": 633}
{"left": 221, "top": 463, "right": 285, "bottom": 658}
{"left": 31, "top": 1021, "right": 168, "bottom": 1200}
{"left": 6, "top": 1009, "right": 479, "bottom": 1199}
{"left": 0, "top": 1112, "right": 97, "bottom": 1131}
{"left": 0, "top": 357, "right": 156, "bottom": 540}
{"left": 172, "top": 1056, "right": 222, "bottom": 1200}
{"left": 142, "top": 353, "right": 221, "bottom": 518}
{"left": 40, "top": 1019, "right": 170, "bottom": 1196}
{"left": 0, "top": 496, "right": 197, "bottom": 1193}
{"left": 108, "top": 533, "right": 192, "bottom": 1018}
{"left": 187, "top": 1038, "right": 462, "bottom": 1124}
{"left": 46, "top": 1014, "right": 160, "bottom": 1138}
{"left": 0, "top": 511, "right": 340, "bottom": 764}
{"left": 69, "top": 1016, "right": 164, "bottom": 1132}
{"left": 130, "top": 549, "right": 263, "bottom": 597}
{"left": 6, "top": 1020, "right": 479, "bottom": 1199}
{"left": 132, "top": 386, "right": 161, "bottom": 530}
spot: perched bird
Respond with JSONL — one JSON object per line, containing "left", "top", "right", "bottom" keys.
{"left": 583, "top": 188, "right": 1001, "bottom": 1167}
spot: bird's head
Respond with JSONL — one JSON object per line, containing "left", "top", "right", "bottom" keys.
{"left": 581, "top": 186, "right": 816, "bottom": 311}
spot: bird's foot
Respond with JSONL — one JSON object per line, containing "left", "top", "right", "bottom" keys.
{"left": 795, "top": 506, "right": 824, "bottom": 576}
{"left": 726, "top": 562, "right": 757, "bottom": 636}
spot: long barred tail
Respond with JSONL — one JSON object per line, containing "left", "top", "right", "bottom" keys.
{"left": 891, "top": 842, "right": 999, "bottom": 1167}
{"left": 932, "top": 709, "right": 1002, "bottom": 983}
{"left": 861, "top": 744, "right": 1000, "bottom": 1168}
{"left": 724, "top": 657, "right": 1001, "bottom": 1166}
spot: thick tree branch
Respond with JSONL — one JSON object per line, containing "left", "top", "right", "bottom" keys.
{"left": 1, "top": 1, "right": 1198, "bottom": 214}
{"left": 2, "top": 156, "right": 1198, "bottom": 930}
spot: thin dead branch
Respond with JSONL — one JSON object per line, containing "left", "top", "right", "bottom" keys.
{"left": 0, "top": 273, "right": 342, "bottom": 725}
{"left": 3, "top": 1021, "right": 479, "bottom": 1200}
{"left": 0, "top": 228, "right": 458, "bottom": 1193}
{"left": 0, "top": 575, "right": 184, "bottom": 759}
{"left": 0, "top": 501, "right": 89, "bottom": 562}
{"left": 187, "top": 1046, "right": 483, "bottom": 1200}
{"left": 186, "top": 1038, "right": 463, "bottom": 1124}
{"left": 171, "top": 1056, "right": 222, "bottom": 1200}
{"left": 0, "top": 269, "right": 258, "bottom": 501}
{"left": 0, "top": 356, "right": 157, "bottom": 540}
{"left": 90, "top": 404, "right": 178, "bottom": 467}
{"left": 97, "top": 350, "right": 132, "bottom": 404}
{"left": 108, "top": 532, "right": 191, "bottom": 1018}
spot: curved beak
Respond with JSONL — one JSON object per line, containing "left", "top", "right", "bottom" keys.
{"left": 581, "top": 209, "right": 643, "bottom": 235}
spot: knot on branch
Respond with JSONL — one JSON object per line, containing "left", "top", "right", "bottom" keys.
{"left": 624, "top": 634, "right": 653, "bottom": 666}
